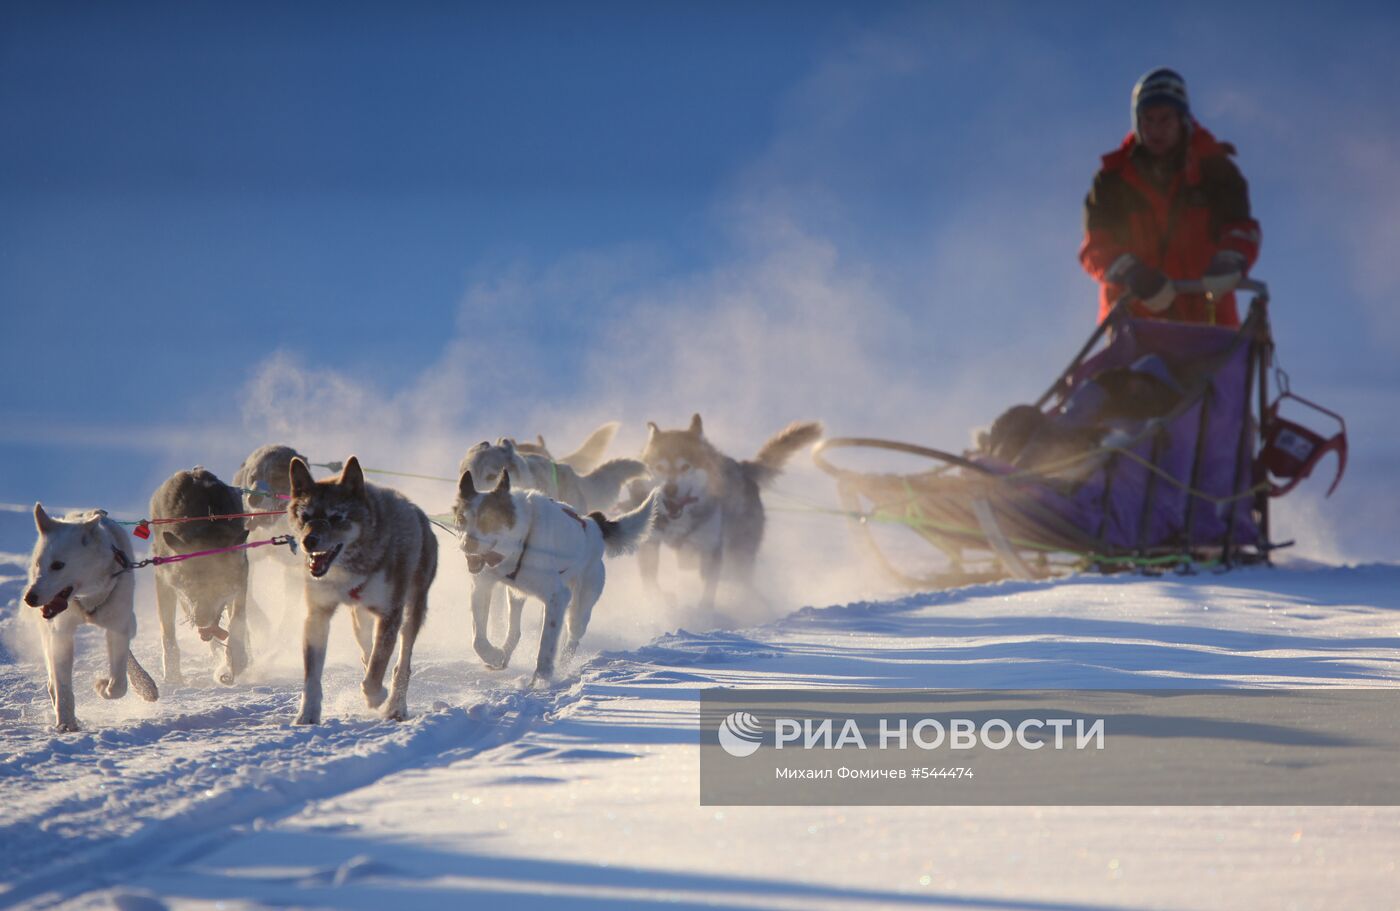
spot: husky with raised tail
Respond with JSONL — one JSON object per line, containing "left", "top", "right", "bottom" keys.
{"left": 23, "top": 505, "right": 159, "bottom": 731}
{"left": 513, "top": 420, "right": 623, "bottom": 475}
{"left": 632, "top": 415, "right": 823, "bottom": 611}
{"left": 454, "top": 469, "right": 658, "bottom": 684}
{"left": 461, "top": 432, "right": 646, "bottom": 661}
{"left": 286, "top": 456, "right": 436, "bottom": 724}
{"left": 150, "top": 467, "right": 252, "bottom": 687}
{"left": 460, "top": 438, "right": 645, "bottom": 515}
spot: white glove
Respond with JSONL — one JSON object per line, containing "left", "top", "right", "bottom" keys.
{"left": 1202, "top": 250, "right": 1246, "bottom": 297}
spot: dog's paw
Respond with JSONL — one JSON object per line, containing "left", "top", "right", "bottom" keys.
{"left": 163, "top": 670, "right": 185, "bottom": 688}
{"left": 528, "top": 669, "right": 555, "bottom": 690}
{"left": 474, "top": 642, "right": 508, "bottom": 670}
{"left": 380, "top": 700, "right": 407, "bottom": 722}
{"left": 293, "top": 705, "right": 321, "bottom": 726}
{"left": 361, "top": 682, "right": 388, "bottom": 709}
{"left": 94, "top": 677, "right": 127, "bottom": 700}
{"left": 54, "top": 719, "right": 81, "bottom": 734}
{"left": 216, "top": 668, "right": 236, "bottom": 687}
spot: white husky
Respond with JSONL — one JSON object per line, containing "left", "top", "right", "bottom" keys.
{"left": 22, "top": 505, "right": 159, "bottom": 731}
{"left": 454, "top": 470, "right": 658, "bottom": 684}
{"left": 460, "top": 437, "right": 646, "bottom": 662}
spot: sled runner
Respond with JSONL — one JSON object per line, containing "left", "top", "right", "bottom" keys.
{"left": 814, "top": 279, "right": 1348, "bottom": 588}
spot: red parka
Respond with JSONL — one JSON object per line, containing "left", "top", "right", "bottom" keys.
{"left": 1079, "top": 124, "right": 1260, "bottom": 327}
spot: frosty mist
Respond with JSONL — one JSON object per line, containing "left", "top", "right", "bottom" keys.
{"left": 136, "top": 7, "right": 1386, "bottom": 661}
{"left": 7, "top": 3, "right": 1394, "bottom": 642}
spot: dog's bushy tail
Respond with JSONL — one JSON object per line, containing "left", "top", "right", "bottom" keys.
{"left": 558, "top": 421, "right": 621, "bottom": 475}
{"left": 579, "top": 457, "right": 648, "bottom": 511}
{"left": 742, "top": 421, "right": 824, "bottom": 488}
{"left": 591, "top": 488, "right": 659, "bottom": 558}
{"left": 127, "top": 651, "right": 159, "bottom": 702}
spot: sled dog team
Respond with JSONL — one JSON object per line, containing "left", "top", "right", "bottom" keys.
{"left": 21, "top": 417, "right": 823, "bottom": 731}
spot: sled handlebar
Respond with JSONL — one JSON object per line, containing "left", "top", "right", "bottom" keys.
{"left": 1109, "top": 275, "right": 1270, "bottom": 314}
{"left": 1169, "top": 277, "right": 1269, "bottom": 298}
{"left": 1114, "top": 277, "right": 1269, "bottom": 307}
{"left": 1036, "top": 276, "right": 1271, "bottom": 408}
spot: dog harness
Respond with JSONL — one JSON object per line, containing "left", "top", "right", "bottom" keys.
{"left": 503, "top": 505, "right": 590, "bottom": 581}
{"left": 560, "top": 505, "right": 589, "bottom": 530}
{"left": 110, "top": 544, "right": 252, "bottom": 644}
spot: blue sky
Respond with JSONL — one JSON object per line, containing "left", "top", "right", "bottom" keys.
{"left": 3, "top": 1, "right": 1398, "bottom": 560}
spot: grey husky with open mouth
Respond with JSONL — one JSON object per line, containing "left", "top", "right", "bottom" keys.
{"left": 631, "top": 415, "right": 823, "bottom": 612}
{"left": 286, "top": 456, "right": 437, "bottom": 724}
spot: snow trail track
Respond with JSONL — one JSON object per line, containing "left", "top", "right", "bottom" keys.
{"left": 3, "top": 552, "right": 1400, "bottom": 909}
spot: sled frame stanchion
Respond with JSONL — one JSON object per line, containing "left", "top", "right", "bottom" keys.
{"left": 1181, "top": 383, "right": 1215, "bottom": 559}
{"left": 1255, "top": 297, "right": 1274, "bottom": 561}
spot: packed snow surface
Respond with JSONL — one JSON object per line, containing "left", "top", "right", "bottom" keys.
{"left": 2, "top": 541, "right": 1399, "bottom": 909}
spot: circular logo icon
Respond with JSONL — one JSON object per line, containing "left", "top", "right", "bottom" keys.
{"left": 717, "top": 711, "right": 764, "bottom": 758}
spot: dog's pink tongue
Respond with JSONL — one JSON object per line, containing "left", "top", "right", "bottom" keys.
{"left": 40, "top": 588, "right": 72, "bottom": 620}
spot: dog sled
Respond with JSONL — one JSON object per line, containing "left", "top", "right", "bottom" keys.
{"left": 814, "top": 279, "right": 1348, "bottom": 588}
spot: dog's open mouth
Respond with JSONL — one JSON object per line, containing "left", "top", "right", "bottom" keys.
{"left": 39, "top": 587, "right": 74, "bottom": 620}
{"left": 664, "top": 494, "right": 699, "bottom": 520}
{"left": 307, "top": 544, "right": 343, "bottom": 578}
{"left": 465, "top": 551, "right": 506, "bottom": 574}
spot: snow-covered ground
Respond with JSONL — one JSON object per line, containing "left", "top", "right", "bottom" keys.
{"left": 3, "top": 506, "right": 1400, "bottom": 909}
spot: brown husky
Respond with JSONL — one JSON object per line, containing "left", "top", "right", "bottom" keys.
{"left": 631, "top": 415, "right": 822, "bottom": 612}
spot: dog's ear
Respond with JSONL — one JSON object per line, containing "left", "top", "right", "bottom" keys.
{"left": 688, "top": 413, "right": 704, "bottom": 436}
{"left": 535, "top": 434, "right": 546, "bottom": 448}
{"left": 77, "top": 511, "right": 100, "bottom": 547}
{"left": 162, "top": 531, "right": 182, "bottom": 552}
{"left": 493, "top": 469, "right": 511, "bottom": 494}
{"left": 339, "top": 456, "right": 366, "bottom": 498}
{"left": 288, "top": 458, "right": 315, "bottom": 498}
{"left": 459, "top": 469, "right": 476, "bottom": 499}
{"left": 469, "top": 440, "right": 489, "bottom": 454}
{"left": 646, "top": 421, "right": 659, "bottom": 442}
{"left": 33, "top": 502, "right": 56, "bottom": 534}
